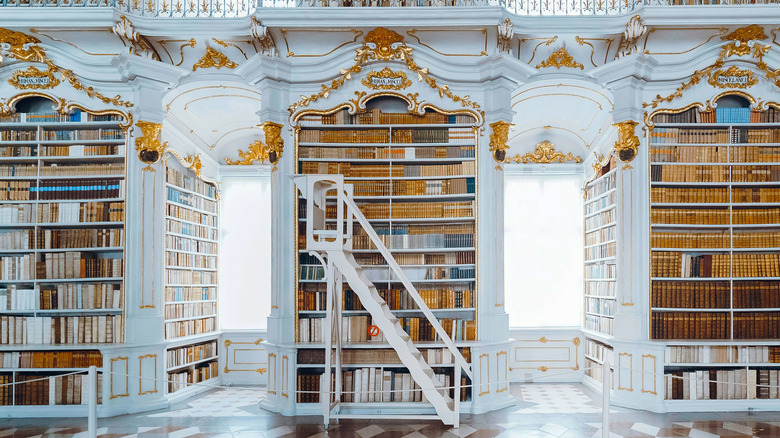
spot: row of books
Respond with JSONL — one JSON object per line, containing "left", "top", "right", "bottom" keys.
{"left": 0, "top": 181, "right": 34, "bottom": 200}
{"left": 0, "top": 146, "right": 35, "bottom": 158}
{"left": 652, "top": 108, "right": 714, "bottom": 124}
{"left": 298, "top": 286, "right": 473, "bottom": 312}
{"left": 355, "top": 201, "right": 475, "bottom": 219}
{"left": 305, "top": 108, "right": 474, "bottom": 126}
{"left": 734, "top": 187, "right": 780, "bottom": 203}
{"left": 733, "top": 312, "right": 780, "bottom": 339}
{"left": 650, "top": 145, "right": 729, "bottom": 163}
{"left": 651, "top": 311, "right": 730, "bottom": 339}
{"left": 584, "top": 358, "right": 611, "bottom": 384}
{"left": 38, "top": 129, "right": 123, "bottom": 141}
{"left": 164, "top": 270, "right": 217, "bottom": 285}
{"left": 297, "top": 347, "right": 470, "bottom": 365}
{"left": 715, "top": 107, "right": 752, "bottom": 124}
{"left": 0, "top": 110, "right": 121, "bottom": 123}
{"left": 650, "top": 128, "right": 730, "bottom": 144}
{"left": 585, "top": 297, "right": 615, "bottom": 316}
{"left": 1, "top": 373, "right": 103, "bottom": 406}
{"left": 651, "top": 281, "right": 730, "bottom": 309}
{"left": 651, "top": 252, "right": 730, "bottom": 278}
{"left": 666, "top": 345, "right": 780, "bottom": 364}
{"left": 584, "top": 314, "right": 613, "bottom": 335}
{"left": 584, "top": 209, "right": 616, "bottom": 231}
{"left": 353, "top": 233, "right": 474, "bottom": 250}
{"left": 650, "top": 165, "right": 729, "bottom": 183}
{"left": 584, "top": 242, "right": 616, "bottom": 261}
{"left": 165, "top": 252, "right": 217, "bottom": 269}
{"left": 651, "top": 187, "right": 729, "bottom": 203}
{"left": 168, "top": 361, "right": 218, "bottom": 393}
{"left": 0, "top": 229, "right": 32, "bottom": 249}
{"left": 650, "top": 207, "right": 780, "bottom": 225}
{"left": 351, "top": 251, "right": 475, "bottom": 266}
{"left": 166, "top": 204, "right": 217, "bottom": 227}
{"left": 1, "top": 283, "right": 122, "bottom": 310}
{"left": 665, "top": 369, "right": 780, "bottom": 400}
{"left": 351, "top": 178, "right": 475, "bottom": 196}
{"left": 299, "top": 145, "right": 475, "bottom": 160}
{"left": 732, "top": 166, "right": 780, "bottom": 182}
{"left": 651, "top": 231, "right": 730, "bottom": 248}
{"left": 0, "top": 164, "right": 37, "bottom": 177}
{"left": 167, "top": 188, "right": 217, "bottom": 214}
{"left": 166, "top": 219, "right": 218, "bottom": 241}
{"left": 164, "top": 302, "right": 216, "bottom": 320}
{"left": 298, "top": 316, "right": 476, "bottom": 343}
{"left": 300, "top": 161, "right": 475, "bottom": 178}
{"left": 167, "top": 341, "right": 217, "bottom": 368}
{"left": 38, "top": 163, "right": 124, "bottom": 177}
{"left": 0, "top": 130, "right": 37, "bottom": 141}
{"left": 44, "top": 252, "right": 123, "bottom": 279}
{"left": 165, "top": 286, "right": 215, "bottom": 302}
{"left": 584, "top": 173, "right": 615, "bottom": 200}
{"left": 19, "top": 179, "right": 124, "bottom": 201}
{"left": 164, "top": 317, "right": 216, "bottom": 339}
{"left": 0, "top": 315, "right": 123, "bottom": 344}
{"left": 584, "top": 263, "right": 616, "bottom": 279}
{"left": 0, "top": 350, "right": 102, "bottom": 368}
{"left": 584, "top": 338, "right": 613, "bottom": 364}
{"left": 299, "top": 128, "right": 474, "bottom": 145}
{"left": 583, "top": 192, "right": 617, "bottom": 216}
{"left": 166, "top": 166, "right": 217, "bottom": 199}
{"left": 7, "top": 201, "right": 125, "bottom": 224}
{"left": 34, "top": 228, "right": 123, "bottom": 250}
{"left": 731, "top": 281, "right": 780, "bottom": 308}
{"left": 584, "top": 226, "right": 615, "bottom": 246}
{"left": 585, "top": 281, "right": 616, "bottom": 297}
{"left": 0, "top": 145, "right": 123, "bottom": 158}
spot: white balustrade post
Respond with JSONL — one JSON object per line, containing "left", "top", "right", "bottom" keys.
{"left": 88, "top": 365, "right": 98, "bottom": 438}
{"left": 602, "top": 360, "right": 610, "bottom": 438}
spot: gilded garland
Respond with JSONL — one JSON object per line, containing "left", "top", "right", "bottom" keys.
{"left": 288, "top": 27, "right": 484, "bottom": 122}
{"left": 506, "top": 140, "right": 583, "bottom": 164}
{"left": 226, "top": 122, "right": 285, "bottom": 168}
{"left": 0, "top": 27, "right": 133, "bottom": 108}
{"left": 535, "top": 47, "right": 584, "bottom": 70}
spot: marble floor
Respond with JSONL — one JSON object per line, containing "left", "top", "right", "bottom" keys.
{"left": 2, "top": 383, "right": 780, "bottom": 437}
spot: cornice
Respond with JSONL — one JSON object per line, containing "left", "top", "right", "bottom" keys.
{"left": 0, "top": 8, "right": 114, "bottom": 29}
{"left": 112, "top": 52, "right": 186, "bottom": 86}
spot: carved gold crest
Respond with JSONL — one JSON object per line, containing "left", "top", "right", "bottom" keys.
{"left": 363, "top": 27, "right": 405, "bottom": 61}
{"left": 535, "top": 47, "right": 584, "bottom": 70}
{"left": 708, "top": 65, "right": 758, "bottom": 89}
{"left": 192, "top": 46, "right": 238, "bottom": 71}
{"left": 488, "top": 120, "right": 513, "bottom": 163}
{"left": 135, "top": 121, "right": 168, "bottom": 164}
{"left": 508, "top": 140, "right": 582, "bottom": 164}
{"left": 9, "top": 66, "right": 60, "bottom": 90}
{"left": 614, "top": 120, "right": 640, "bottom": 163}
{"left": 361, "top": 68, "right": 411, "bottom": 90}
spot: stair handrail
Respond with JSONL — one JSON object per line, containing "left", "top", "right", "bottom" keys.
{"left": 340, "top": 189, "right": 473, "bottom": 379}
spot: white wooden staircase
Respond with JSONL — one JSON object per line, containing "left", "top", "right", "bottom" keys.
{"left": 293, "top": 174, "right": 473, "bottom": 426}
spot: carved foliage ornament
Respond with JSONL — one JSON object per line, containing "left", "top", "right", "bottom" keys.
{"left": 613, "top": 120, "right": 640, "bottom": 163}
{"left": 9, "top": 66, "right": 60, "bottom": 90}
{"left": 135, "top": 121, "right": 168, "bottom": 164}
{"left": 112, "top": 15, "right": 159, "bottom": 61}
{"left": 192, "top": 46, "right": 238, "bottom": 71}
{"left": 535, "top": 47, "right": 584, "bottom": 70}
{"left": 497, "top": 18, "right": 514, "bottom": 54}
{"left": 251, "top": 17, "right": 277, "bottom": 57}
{"left": 616, "top": 15, "right": 646, "bottom": 59}
{"left": 226, "top": 122, "right": 284, "bottom": 167}
{"left": 488, "top": 121, "right": 513, "bottom": 163}
{"left": 361, "top": 68, "right": 411, "bottom": 90}
{"left": 0, "top": 27, "right": 132, "bottom": 107}
{"left": 508, "top": 140, "right": 583, "bottom": 164}
{"left": 708, "top": 65, "right": 758, "bottom": 89}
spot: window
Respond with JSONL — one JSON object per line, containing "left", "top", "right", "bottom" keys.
{"left": 219, "top": 173, "right": 272, "bottom": 330}
{"left": 504, "top": 171, "right": 583, "bottom": 327}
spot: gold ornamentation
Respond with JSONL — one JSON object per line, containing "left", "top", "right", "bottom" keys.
{"left": 575, "top": 36, "right": 614, "bottom": 67}
{"left": 257, "top": 368, "right": 267, "bottom": 374}
{"left": 538, "top": 366, "right": 549, "bottom": 372}
{"left": 288, "top": 27, "right": 484, "bottom": 123}
{"left": 192, "top": 46, "right": 238, "bottom": 71}
{"left": 251, "top": 17, "right": 277, "bottom": 57}
{"left": 613, "top": 121, "right": 640, "bottom": 163}
{"left": 572, "top": 337, "right": 581, "bottom": 347}
{"left": 225, "top": 340, "right": 232, "bottom": 347}
{"left": 508, "top": 140, "right": 583, "bottom": 164}
{"left": 518, "top": 36, "right": 558, "bottom": 64}
{"left": 110, "top": 357, "right": 130, "bottom": 399}
{"left": 497, "top": 18, "right": 514, "bottom": 54}
{"left": 723, "top": 24, "right": 767, "bottom": 45}
{"left": 406, "top": 28, "right": 488, "bottom": 57}
{"left": 488, "top": 120, "right": 513, "bottom": 163}
{"left": 226, "top": 121, "right": 284, "bottom": 167}
{"left": 535, "top": 47, "right": 584, "bottom": 70}
{"left": 539, "top": 337, "right": 548, "bottom": 343}
{"left": 135, "top": 121, "right": 168, "bottom": 164}
{"left": 709, "top": 65, "right": 758, "bottom": 89}
{"left": 138, "top": 354, "right": 158, "bottom": 396}
{"left": 361, "top": 68, "right": 412, "bottom": 90}
{"left": 113, "top": 15, "right": 159, "bottom": 60}
{"left": 280, "top": 28, "right": 362, "bottom": 58}
{"left": 9, "top": 66, "right": 60, "bottom": 90}
{"left": 0, "top": 28, "right": 132, "bottom": 107}
{"left": 616, "top": 15, "right": 646, "bottom": 59}
{"left": 168, "top": 150, "right": 203, "bottom": 178}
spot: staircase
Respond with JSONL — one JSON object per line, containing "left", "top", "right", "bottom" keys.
{"left": 294, "top": 174, "right": 473, "bottom": 426}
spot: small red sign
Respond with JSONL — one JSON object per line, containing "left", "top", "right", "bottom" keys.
{"left": 368, "top": 325, "right": 380, "bottom": 337}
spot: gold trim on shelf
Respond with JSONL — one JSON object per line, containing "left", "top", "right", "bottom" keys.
{"left": 225, "top": 121, "right": 284, "bottom": 168}
{"left": 708, "top": 65, "right": 758, "bottom": 89}
{"left": 138, "top": 354, "right": 158, "bottom": 396}
{"left": 613, "top": 121, "right": 640, "bottom": 163}
{"left": 535, "top": 47, "right": 584, "bottom": 70}
{"left": 361, "top": 68, "right": 412, "bottom": 90}
{"left": 507, "top": 140, "right": 582, "bottom": 164}
{"left": 9, "top": 66, "right": 60, "bottom": 90}
{"left": 488, "top": 120, "right": 513, "bottom": 163}
{"left": 110, "top": 356, "right": 130, "bottom": 399}
{"left": 288, "top": 27, "right": 484, "bottom": 123}
{"left": 135, "top": 120, "right": 168, "bottom": 165}
{"left": 192, "top": 46, "right": 238, "bottom": 71}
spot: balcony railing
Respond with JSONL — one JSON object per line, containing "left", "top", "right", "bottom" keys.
{"left": 1, "top": 0, "right": 778, "bottom": 17}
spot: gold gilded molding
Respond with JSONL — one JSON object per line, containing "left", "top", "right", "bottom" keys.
{"left": 361, "top": 68, "right": 412, "bottom": 90}
{"left": 575, "top": 36, "right": 613, "bottom": 67}
{"left": 488, "top": 120, "right": 513, "bottom": 163}
{"left": 213, "top": 37, "right": 249, "bottom": 60}
{"left": 538, "top": 366, "right": 549, "bottom": 372}
{"left": 280, "top": 28, "right": 362, "bottom": 58}
{"left": 496, "top": 351, "right": 508, "bottom": 393}
{"left": 138, "top": 354, "right": 158, "bottom": 396}
{"left": 167, "top": 149, "right": 203, "bottom": 178}
{"left": 616, "top": 15, "right": 646, "bottom": 59}
{"left": 157, "top": 38, "right": 197, "bottom": 66}
{"left": 507, "top": 140, "right": 583, "bottom": 164}
{"left": 192, "top": 46, "right": 238, "bottom": 71}
{"left": 572, "top": 337, "right": 581, "bottom": 347}
{"left": 135, "top": 121, "right": 168, "bottom": 165}
{"left": 536, "top": 47, "right": 584, "bottom": 70}
{"left": 31, "top": 29, "right": 119, "bottom": 57}
{"left": 723, "top": 24, "right": 767, "bottom": 45}
{"left": 497, "top": 19, "right": 514, "bottom": 54}
{"left": 539, "top": 336, "right": 548, "bottom": 343}
{"left": 613, "top": 121, "right": 640, "bottom": 163}
{"left": 9, "top": 66, "right": 60, "bottom": 90}
{"left": 406, "top": 28, "right": 488, "bottom": 57}
{"left": 643, "top": 27, "right": 728, "bottom": 56}
{"left": 617, "top": 352, "right": 633, "bottom": 392}
{"left": 513, "top": 337, "right": 580, "bottom": 372}
{"left": 478, "top": 353, "right": 490, "bottom": 397}
{"left": 641, "top": 354, "right": 657, "bottom": 395}
{"left": 224, "top": 339, "right": 267, "bottom": 374}
{"left": 113, "top": 15, "right": 159, "bottom": 61}
{"left": 709, "top": 65, "right": 758, "bottom": 89}
{"left": 110, "top": 356, "right": 129, "bottom": 399}
{"left": 288, "top": 27, "right": 484, "bottom": 122}
{"left": 226, "top": 121, "right": 284, "bottom": 168}
{"left": 518, "top": 36, "right": 558, "bottom": 64}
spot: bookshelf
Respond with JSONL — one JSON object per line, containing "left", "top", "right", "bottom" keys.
{"left": 163, "top": 157, "right": 219, "bottom": 394}
{"left": 294, "top": 101, "right": 477, "bottom": 409}
{"left": 0, "top": 96, "right": 126, "bottom": 408}
{"left": 649, "top": 95, "right": 780, "bottom": 401}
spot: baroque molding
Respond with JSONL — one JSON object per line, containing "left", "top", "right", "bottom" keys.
{"left": 507, "top": 140, "right": 583, "bottom": 164}
{"left": 708, "top": 65, "right": 758, "bottom": 89}
{"left": 135, "top": 121, "right": 168, "bottom": 164}
{"left": 9, "top": 66, "right": 60, "bottom": 89}
{"left": 488, "top": 120, "right": 513, "bottom": 163}
{"left": 112, "top": 15, "right": 159, "bottom": 60}
{"left": 497, "top": 18, "right": 514, "bottom": 54}
{"left": 616, "top": 15, "right": 646, "bottom": 59}
{"left": 226, "top": 122, "right": 284, "bottom": 167}
{"left": 192, "top": 46, "right": 238, "bottom": 71}
{"left": 361, "top": 67, "right": 411, "bottom": 90}
{"left": 535, "top": 47, "right": 584, "bottom": 70}
{"left": 613, "top": 120, "right": 640, "bottom": 163}
{"left": 251, "top": 17, "right": 277, "bottom": 57}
